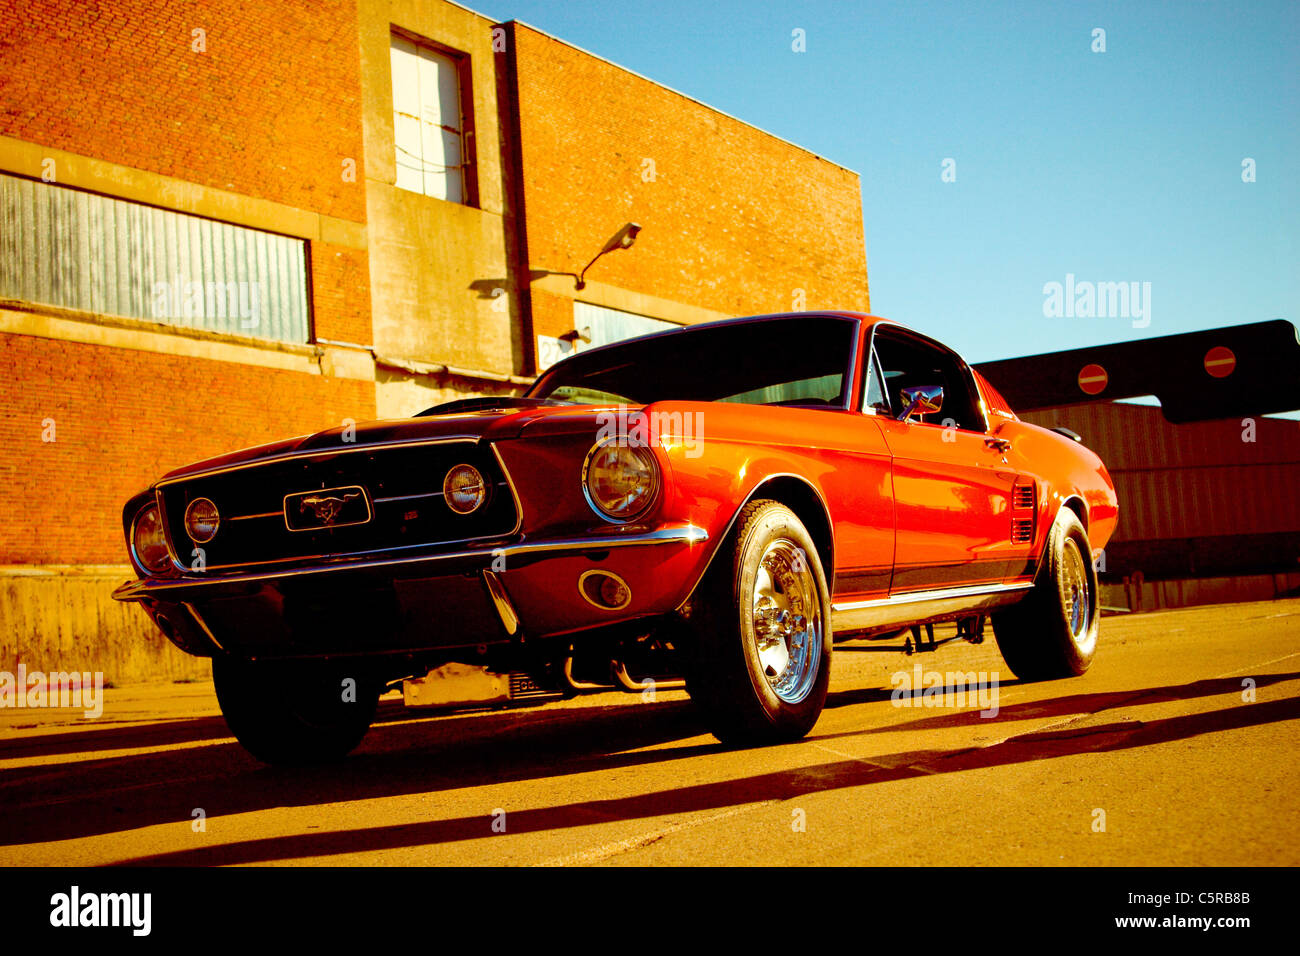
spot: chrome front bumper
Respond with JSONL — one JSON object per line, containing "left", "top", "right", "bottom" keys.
{"left": 113, "top": 523, "right": 709, "bottom": 660}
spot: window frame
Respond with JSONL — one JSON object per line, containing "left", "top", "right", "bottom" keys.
{"left": 389, "top": 27, "right": 479, "bottom": 208}
{"left": 0, "top": 171, "right": 315, "bottom": 346}
{"left": 864, "top": 323, "right": 990, "bottom": 433}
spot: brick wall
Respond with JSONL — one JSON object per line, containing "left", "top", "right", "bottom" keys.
{"left": 0, "top": 0, "right": 378, "bottom": 569}
{"left": 0, "top": 333, "right": 375, "bottom": 564}
{"left": 0, "top": 0, "right": 366, "bottom": 224}
{"left": 311, "top": 243, "right": 371, "bottom": 345}
{"left": 528, "top": 287, "right": 579, "bottom": 347}
{"left": 510, "top": 22, "right": 870, "bottom": 341}
{"left": 0, "top": 0, "right": 372, "bottom": 347}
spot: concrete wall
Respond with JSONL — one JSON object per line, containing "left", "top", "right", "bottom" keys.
{"left": 358, "top": 0, "right": 529, "bottom": 418}
{"left": 0, "top": 567, "right": 210, "bottom": 684}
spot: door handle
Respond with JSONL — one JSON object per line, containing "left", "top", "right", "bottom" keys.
{"left": 985, "top": 437, "right": 1012, "bottom": 453}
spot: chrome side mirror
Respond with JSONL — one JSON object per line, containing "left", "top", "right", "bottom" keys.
{"left": 898, "top": 385, "right": 943, "bottom": 421}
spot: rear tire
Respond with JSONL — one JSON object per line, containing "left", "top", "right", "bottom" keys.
{"left": 992, "top": 507, "right": 1099, "bottom": 680}
{"left": 683, "top": 500, "right": 832, "bottom": 744}
{"left": 213, "top": 658, "right": 382, "bottom": 765}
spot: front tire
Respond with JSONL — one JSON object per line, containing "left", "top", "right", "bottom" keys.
{"left": 213, "top": 658, "right": 382, "bottom": 765}
{"left": 683, "top": 500, "right": 832, "bottom": 744}
{"left": 992, "top": 507, "right": 1099, "bottom": 680}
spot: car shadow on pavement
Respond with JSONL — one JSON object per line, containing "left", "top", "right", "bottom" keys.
{"left": 108, "top": 691, "right": 1300, "bottom": 866}
{"left": 0, "top": 697, "right": 721, "bottom": 848}
{"left": 3, "top": 673, "right": 1296, "bottom": 862}
{"left": 814, "top": 672, "right": 1300, "bottom": 738}
{"left": 0, "top": 716, "right": 234, "bottom": 760}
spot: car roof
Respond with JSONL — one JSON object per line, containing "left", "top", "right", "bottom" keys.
{"left": 549, "top": 310, "right": 896, "bottom": 366}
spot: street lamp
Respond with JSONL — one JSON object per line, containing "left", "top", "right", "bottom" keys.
{"left": 576, "top": 222, "right": 641, "bottom": 290}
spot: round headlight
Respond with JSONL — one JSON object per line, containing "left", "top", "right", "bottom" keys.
{"left": 184, "top": 497, "right": 220, "bottom": 543}
{"left": 444, "top": 464, "right": 487, "bottom": 514}
{"left": 582, "top": 438, "right": 659, "bottom": 522}
{"left": 131, "top": 504, "right": 173, "bottom": 574}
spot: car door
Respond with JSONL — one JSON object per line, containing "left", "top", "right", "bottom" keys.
{"left": 869, "top": 327, "right": 1035, "bottom": 594}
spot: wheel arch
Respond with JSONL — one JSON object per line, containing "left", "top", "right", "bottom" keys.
{"left": 1060, "top": 493, "right": 1089, "bottom": 531}
{"left": 1029, "top": 493, "right": 1091, "bottom": 580}
{"left": 677, "top": 472, "right": 836, "bottom": 610}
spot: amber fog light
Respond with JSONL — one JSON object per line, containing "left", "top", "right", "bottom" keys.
{"left": 579, "top": 570, "right": 632, "bottom": 610}
{"left": 184, "top": 497, "right": 220, "bottom": 543}
{"left": 443, "top": 464, "right": 487, "bottom": 514}
{"left": 131, "top": 505, "right": 173, "bottom": 574}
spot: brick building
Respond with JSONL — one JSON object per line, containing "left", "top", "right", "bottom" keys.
{"left": 0, "top": 0, "right": 869, "bottom": 679}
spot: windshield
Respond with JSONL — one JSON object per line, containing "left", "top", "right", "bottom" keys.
{"left": 529, "top": 315, "right": 859, "bottom": 408}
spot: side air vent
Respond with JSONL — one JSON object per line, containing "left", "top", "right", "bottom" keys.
{"left": 1013, "top": 482, "right": 1036, "bottom": 510}
{"left": 1011, "top": 478, "right": 1036, "bottom": 544}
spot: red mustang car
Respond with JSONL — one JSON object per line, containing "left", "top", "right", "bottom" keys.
{"left": 115, "top": 313, "right": 1118, "bottom": 764}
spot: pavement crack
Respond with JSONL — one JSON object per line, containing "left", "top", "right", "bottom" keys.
{"left": 529, "top": 800, "right": 781, "bottom": 866}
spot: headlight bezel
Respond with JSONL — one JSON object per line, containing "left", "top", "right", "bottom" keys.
{"left": 443, "top": 463, "right": 489, "bottom": 515}
{"left": 183, "top": 496, "right": 221, "bottom": 544}
{"left": 130, "top": 502, "right": 175, "bottom": 575}
{"left": 581, "top": 436, "right": 661, "bottom": 524}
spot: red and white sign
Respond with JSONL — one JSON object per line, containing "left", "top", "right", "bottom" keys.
{"left": 1078, "top": 363, "right": 1108, "bottom": 395}
{"left": 1204, "top": 346, "right": 1236, "bottom": 378}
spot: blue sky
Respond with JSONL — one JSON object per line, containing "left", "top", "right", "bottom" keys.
{"left": 483, "top": 0, "right": 1298, "bottom": 364}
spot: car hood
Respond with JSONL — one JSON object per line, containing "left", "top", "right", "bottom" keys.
{"left": 157, "top": 402, "right": 633, "bottom": 482}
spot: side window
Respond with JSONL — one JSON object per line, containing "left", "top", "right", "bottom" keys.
{"left": 873, "top": 332, "right": 984, "bottom": 431}
{"left": 864, "top": 348, "right": 889, "bottom": 414}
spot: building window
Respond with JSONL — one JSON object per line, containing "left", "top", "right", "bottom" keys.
{"left": 0, "top": 172, "right": 310, "bottom": 343}
{"left": 574, "top": 302, "right": 676, "bottom": 347}
{"left": 537, "top": 302, "right": 677, "bottom": 371}
{"left": 390, "top": 31, "right": 474, "bottom": 204}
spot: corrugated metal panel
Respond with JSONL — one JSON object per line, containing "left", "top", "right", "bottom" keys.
{"left": 1021, "top": 402, "right": 1300, "bottom": 541}
{"left": 0, "top": 172, "right": 309, "bottom": 343}
{"left": 1021, "top": 402, "right": 1300, "bottom": 470}
{"left": 1110, "top": 463, "right": 1300, "bottom": 541}
{"left": 574, "top": 301, "right": 675, "bottom": 347}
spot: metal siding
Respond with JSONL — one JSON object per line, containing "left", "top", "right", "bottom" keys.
{"left": 574, "top": 301, "right": 675, "bottom": 347}
{"left": 1021, "top": 402, "right": 1300, "bottom": 542}
{"left": 1110, "top": 464, "right": 1300, "bottom": 541}
{"left": 0, "top": 171, "right": 308, "bottom": 343}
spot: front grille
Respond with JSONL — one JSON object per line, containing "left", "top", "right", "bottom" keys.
{"left": 157, "top": 440, "right": 518, "bottom": 572}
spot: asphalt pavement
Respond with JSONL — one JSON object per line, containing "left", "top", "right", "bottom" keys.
{"left": 2, "top": 599, "right": 1297, "bottom": 865}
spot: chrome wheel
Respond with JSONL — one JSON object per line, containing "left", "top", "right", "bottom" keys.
{"left": 750, "top": 538, "right": 823, "bottom": 704}
{"left": 1061, "top": 537, "right": 1092, "bottom": 643}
